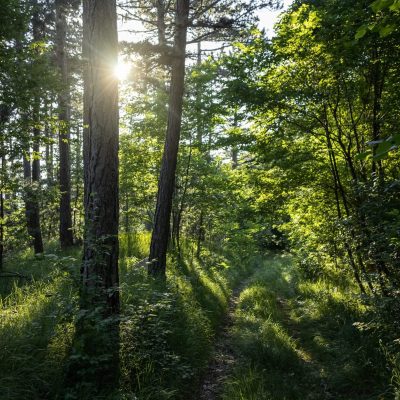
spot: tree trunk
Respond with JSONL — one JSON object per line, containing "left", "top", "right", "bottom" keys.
{"left": 196, "top": 211, "right": 204, "bottom": 259}
{"left": 23, "top": 150, "right": 44, "bottom": 254}
{"left": 44, "top": 101, "right": 54, "bottom": 185}
{"left": 68, "top": 0, "right": 120, "bottom": 393}
{"left": 149, "top": 0, "right": 190, "bottom": 277}
{"left": 82, "top": 0, "right": 119, "bottom": 315}
{"left": 0, "top": 151, "right": 4, "bottom": 271}
{"left": 23, "top": 3, "right": 44, "bottom": 255}
{"left": 56, "top": 0, "right": 74, "bottom": 248}
{"left": 323, "top": 117, "right": 371, "bottom": 294}
{"left": 72, "top": 126, "right": 82, "bottom": 240}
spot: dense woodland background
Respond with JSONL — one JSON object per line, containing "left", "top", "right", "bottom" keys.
{"left": 1, "top": 0, "right": 400, "bottom": 399}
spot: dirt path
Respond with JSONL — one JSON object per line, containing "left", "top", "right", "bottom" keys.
{"left": 198, "top": 281, "right": 248, "bottom": 400}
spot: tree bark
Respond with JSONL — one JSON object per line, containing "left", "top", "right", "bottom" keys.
{"left": 23, "top": 150, "right": 44, "bottom": 254}
{"left": 56, "top": 0, "right": 74, "bottom": 248}
{"left": 22, "top": 3, "right": 44, "bottom": 255}
{"left": 149, "top": 0, "right": 190, "bottom": 276}
{"left": 82, "top": 0, "right": 119, "bottom": 310}
{"left": 0, "top": 148, "right": 4, "bottom": 271}
{"left": 70, "top": 0, "right": 120, "bottom": 393}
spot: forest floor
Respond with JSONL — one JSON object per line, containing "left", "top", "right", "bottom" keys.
{"left": 199, "top": 255, "right": 389, "bottom": 400}
{"left": 0, "top": 246, "right": 391, "bottom": 400}
{"left": 198, "top": 278, "right": 250, "bottom": 400}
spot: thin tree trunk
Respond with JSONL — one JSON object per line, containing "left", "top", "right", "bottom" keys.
{"left": 149, "top": 0, "right": 190, "bottom": 276}
{"left": 324, "top": 119, "right": 371, "bottom": 294}
{"left": 24, "top": 1, "right": 44, "bottom": 255}
{"left": 72, "top": 126, "right": 82, "bottom": 240}
{"left": 175, "top": 141, "right": 193, "bottom": 255}
{"left": 23, "top": 150, "right": 44, "bottom": 254}
{"left": 56, "top": 0, "right": 74, "bottom": 248}
{"left": 231, "top": 111, "right": 239, "bottom": 169}
{"left": 196, "top": 211, "right": 204, "bottom": 259}
{"left": 44, "top": 101, "right": 53, "bottom": 185}
{"left": 0, "top": 150, "right": 4, "bottom": 271}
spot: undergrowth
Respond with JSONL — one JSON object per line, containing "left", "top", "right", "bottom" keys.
{"left": 0, "top": 233, "right": 258, "bottom": 399}
{"left": 222, "top": 254, "right": 390, "bottom": 400}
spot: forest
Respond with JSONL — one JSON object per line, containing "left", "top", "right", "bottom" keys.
{"left": 0, "top": 0, "right": 399, "bottom": 399}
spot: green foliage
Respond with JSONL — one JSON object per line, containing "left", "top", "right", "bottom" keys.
{"left": 222, "top": 256, "right": 388, "bottom": 400}
{"left": 0, "top": 234, "right": 258, "bottom": 399}
{"left": 0, "top": 249, "right": 79, "bottom": 399}
{"left": 118, "top": 241, "right": 256, "bottom": 399}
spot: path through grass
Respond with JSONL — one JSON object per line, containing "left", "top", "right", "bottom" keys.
{"left": 220, "top": 254, "right": 389, "bottom": 400}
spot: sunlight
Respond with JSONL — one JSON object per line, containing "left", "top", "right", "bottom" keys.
{"left": 113, "top": 60, "right": 130, "bottom": 81}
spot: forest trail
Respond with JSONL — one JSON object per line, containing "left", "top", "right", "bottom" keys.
{"left": 215, "top": 256, "right": 386, "bottom": 400}
{"left": 198, "top": 278, "right": 250, "bottom": 400}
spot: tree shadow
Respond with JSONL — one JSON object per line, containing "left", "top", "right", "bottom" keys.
{"left": 223, "top": 258, "right": 388, "bottom": 400}
{"left": 0, "top": 273, "right": 75, "bottom": 400}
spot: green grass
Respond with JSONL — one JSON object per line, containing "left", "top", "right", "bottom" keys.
{"left": 222, "top": 254, "right": 390, "bottom": 400}
{"left": 0, "top": 234, "right": 259, "bottom": 400}
{"left": 0, "top": 247, "right": 80, "bottom": 399}
{"left": 118, "top": 236, "right": 258, "bottom": 399}
{"left": 3, "top": 240, "right": 389, "bottom": 400}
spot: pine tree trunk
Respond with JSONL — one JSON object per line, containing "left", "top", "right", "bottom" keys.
{"left": 149, "top": 0, "right": 189, "bottom": 276}
{"left": 68, "top": 0, "right": 120, "bottom": 393}
{"left": 56, "top": 0, "right": 74, "bottom": 248}
{"left": 82, "top": 0, "right": 119, "bottom": 311}
{"left": 23, "top": 3, "right": 45, "bottom": 255}
{"left": 23, "top": 150, "right": 43, "bottom": 254}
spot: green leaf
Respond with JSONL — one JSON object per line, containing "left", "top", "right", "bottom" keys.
{"left": 389, "top": 0, "right": 400, "bottom": 11}
{"left": 376, "top": 140, "right": 392, "bottom": 153}
{"left": 355, "top": 151, "right": 371, "bottom": 160}
{"left": 379, "top": 24, "right": 396, "bottom": 37}
{"left": 355, "top": 25, "right": 368, "bottom": 39}
{"left": 374, "top": 140, "right": 394, "bottom": 160}
{"left": 371, "top": 0, "right": 394, "bottom": 12}
{"left": 392, "top": 134, "right": 400, "bottom": 145}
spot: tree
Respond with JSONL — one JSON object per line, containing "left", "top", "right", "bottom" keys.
{"left": 82, "top": 0, "right": 119, "bottom": 313}
{"left": 149, "top": 0, "right": 190, "bottom": 276}
{"left": 144, "top": 0, "right": 278, "bottom": 276}
{"left": 23, "top": 0, "right": 45, "bottom": 255}
{"left": 72, "top": 0, "right": 119, "bottom": 392}
{"left": 55, "top": 0, "right": 74, "bottom": 248}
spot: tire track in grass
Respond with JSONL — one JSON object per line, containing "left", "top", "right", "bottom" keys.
{"left": 198, "top": 278, "right": 250, "bottom": 400}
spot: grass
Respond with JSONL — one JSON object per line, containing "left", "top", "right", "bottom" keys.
{"left": 118, "top": 234, "right": 258, "bottom": 399}
{"left": 0, "top": 234, "right": 259, "bottom": 400}
{"left": 2, "top": 239, "right": 390, "bottom": 399}
{"left": 0, "top": 247, "right": 80, "bottom": 399}
{"left": 222, "top": 254, "right": 390, "bottom": 400}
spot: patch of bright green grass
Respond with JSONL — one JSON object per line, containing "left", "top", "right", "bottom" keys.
{"left": 119, "top": 241, "right": 258, "bottom": 399}
{"left": 0, "top": 250, "right": 80, "bottom": 400}
{"left": 0, "top": 234, "right": 260, "bottom": 400}
{"left": 222, "top": 254, "right": 389, "bottom": 400}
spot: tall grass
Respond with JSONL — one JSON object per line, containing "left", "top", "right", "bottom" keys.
{"left": 0, "top": 233, "right": 258, "bottom": 399}
{"left": 0, "top": 250, "right": 79, "bottom": 399}
{"left": 222, "top": 254, "right": 389, "bottom": 400}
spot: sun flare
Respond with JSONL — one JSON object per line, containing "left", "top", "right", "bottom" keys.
{"left": 113, "top": 61, "right": 130, "bottom": 81}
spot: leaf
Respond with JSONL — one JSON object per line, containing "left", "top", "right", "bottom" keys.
{"left": 379, "top": 24, "right": 396, "bottom": 37}
{"left": 390, "top": 0, "right": 400, "bottom": 11}
{"left": 371, "top": 0, "right": 394, "bottom": 12}
{"left": 374, "top": 140, "right": 396, "bottom": 160}
{"left": 392, "top": 134, "right": 400, "bottom": 145}
{"left": 376, "top": 140, "right": 392, "bottom": 154}
{"left": 355, "top": 25, "right": 368, "bottom": 39}
{"left": 355, "top": 151, "right": 372, "bottom": 160}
